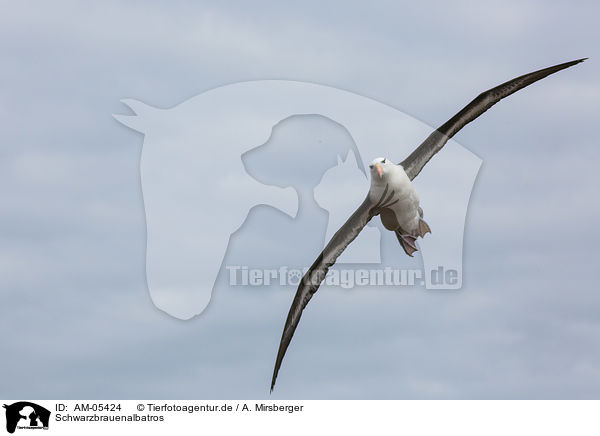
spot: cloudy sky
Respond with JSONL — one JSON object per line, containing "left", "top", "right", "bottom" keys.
{"left": 1, "top": 0, "right": 598, "bottom": 399}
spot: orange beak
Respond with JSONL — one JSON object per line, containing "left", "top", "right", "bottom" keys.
{"left": 375, "top": 163, "right": 384, "bottom": 178}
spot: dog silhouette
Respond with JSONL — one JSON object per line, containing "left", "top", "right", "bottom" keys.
{"left": 3, "top": 402, "right": 50, "bottom": 434}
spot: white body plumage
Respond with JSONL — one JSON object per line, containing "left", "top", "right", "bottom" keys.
{"left": 368, "top": 158, "right": 421, "bottom": 235}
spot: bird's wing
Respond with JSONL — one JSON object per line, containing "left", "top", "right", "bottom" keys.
{"left": 400, "top": 58, "right": 586, "bottom": 181}
{"left": 271, "top": 195, "right": 377, "bottom": 391}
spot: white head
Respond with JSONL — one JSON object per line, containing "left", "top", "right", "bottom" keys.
{"left": 19, "top": 406, "right": 35, "bottom": 423}
{"left": 369, "top": 157, "right": 391, "bottom": 180}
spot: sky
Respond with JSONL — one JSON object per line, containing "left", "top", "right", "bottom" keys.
{"left": 1, "top": 0, "right": 599, "bottom": 399}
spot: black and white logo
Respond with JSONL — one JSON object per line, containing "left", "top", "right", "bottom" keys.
{"left": 3, "top": 402, "right": 50, "bottom": 434}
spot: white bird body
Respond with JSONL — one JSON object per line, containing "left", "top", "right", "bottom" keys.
{"left": 368, "top": 160, "right": 421, "bottom": 234}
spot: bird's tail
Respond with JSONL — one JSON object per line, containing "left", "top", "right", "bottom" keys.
{"left": 417, "top": 218, "right": 431, "bottom": 237}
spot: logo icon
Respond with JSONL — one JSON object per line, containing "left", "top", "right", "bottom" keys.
{"left": 3, "top": 402, "right": 50, "bottom": 434}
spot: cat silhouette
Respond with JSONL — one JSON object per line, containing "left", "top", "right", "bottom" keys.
{"left": 314, "top": 151, "right": 381, "bottom": 264}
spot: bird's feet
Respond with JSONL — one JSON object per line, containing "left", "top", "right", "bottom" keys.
{"left": 395, "top": 220, "right": 431, "bottom": 257}
{"left": 396, "top": 233, "right": 418, "bottom": 257}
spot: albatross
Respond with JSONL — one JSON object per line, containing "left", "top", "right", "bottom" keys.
{"left": 270, "top": 58, "right": 586, "bottom": 391}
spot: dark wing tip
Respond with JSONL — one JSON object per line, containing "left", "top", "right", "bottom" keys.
{"left": 270, "top": 374, "right": 277, "bottom": 393}
{"left": 561, "top": 58, "right": 587, "bottom": 68}
{"left": 554, "top": 58, "right": 586, "bottom": 71}
{"left": 270, "top": 324, "right": 293, "bottom": 392}
{"left": 557, "top": 58, "right": 586, "bottom": 66}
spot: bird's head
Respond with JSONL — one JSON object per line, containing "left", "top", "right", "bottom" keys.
{"left": 369, "top": 157, "right": 390, "bottom": 180}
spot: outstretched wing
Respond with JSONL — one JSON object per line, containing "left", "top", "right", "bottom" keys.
{"left": 400, "top": 58, "right": 586, "bottom": 180}
{"left": 271, "top": 196, "right": 376, "bottom": 391}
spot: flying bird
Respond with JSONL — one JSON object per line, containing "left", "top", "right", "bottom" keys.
{"left": 270, "top": 58, "right": 586, "bottom": 391}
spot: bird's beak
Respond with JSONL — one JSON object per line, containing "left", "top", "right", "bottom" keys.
{"left": 375, "top": 163, "right": 384, "bottom": 178}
